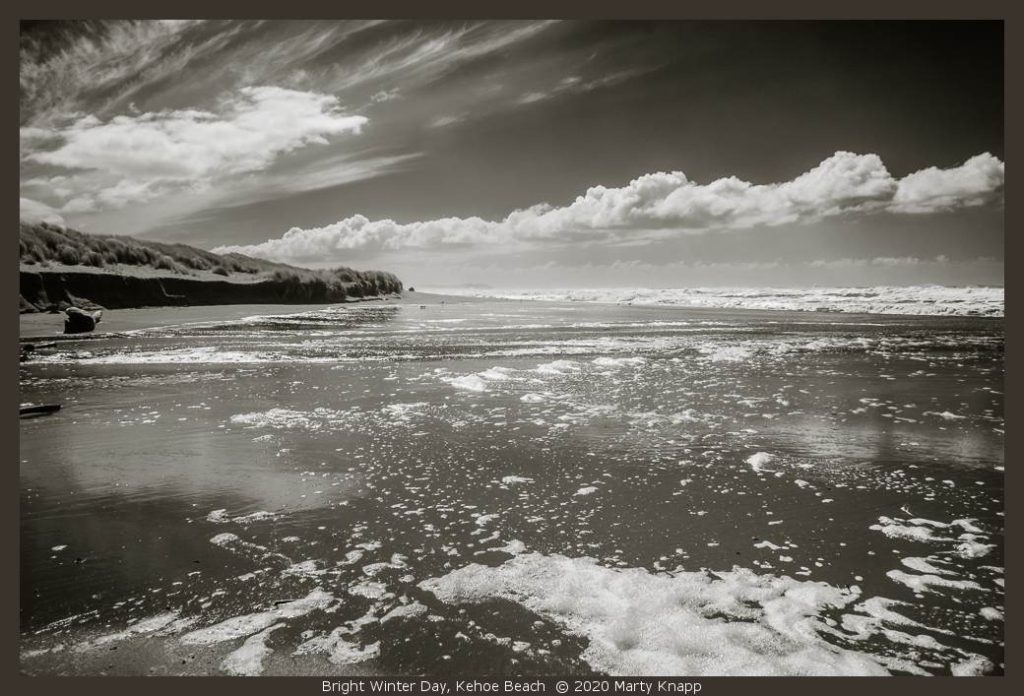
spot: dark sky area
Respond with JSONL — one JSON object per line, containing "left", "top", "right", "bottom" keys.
{"left": 19, "top": 20, "right": 1003, "bottom": 286}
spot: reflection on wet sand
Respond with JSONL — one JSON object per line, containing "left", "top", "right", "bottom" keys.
{"left": 20, "top": 298, "right": 1003, "bottom": 675}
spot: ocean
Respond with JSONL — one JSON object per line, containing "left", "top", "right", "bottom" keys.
{"left": 19, "top": 290, "right": 1004, "bottom": 676}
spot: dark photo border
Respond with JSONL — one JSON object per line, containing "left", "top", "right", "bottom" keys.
{"left": 3, "top": 2, "right": 1015, "bottom": 694}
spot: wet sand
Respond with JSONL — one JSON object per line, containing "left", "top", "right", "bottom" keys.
{"left": 19, "top": 297, "right": 1003, "bottom": 676}
{"left": 18, "top": 292, "right": 471, "bottom": 340}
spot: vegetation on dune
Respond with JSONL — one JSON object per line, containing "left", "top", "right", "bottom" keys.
{"left": 20, "top": 222, "right": 268, "bottom": 274}
{"left": 19, "top": 222, "right": 403, "bottom": 301}
{"left": 265, "top": 267, "right": 403, "bottom": 301}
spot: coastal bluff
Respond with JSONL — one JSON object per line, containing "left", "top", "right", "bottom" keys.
{"left": 19, "top": 222, "right": 402, "bottom": 312}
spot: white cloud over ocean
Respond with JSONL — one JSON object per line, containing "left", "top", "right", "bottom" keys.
{"left": 891, "top": 154, "right": 1006, "bottom": 213}
{"left": 214, "top": 151, "right": 1004, "bottom": 263}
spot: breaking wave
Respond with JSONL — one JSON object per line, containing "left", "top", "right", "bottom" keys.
{"left": 427, "top": 286, "right": 1003, "bottom": 317}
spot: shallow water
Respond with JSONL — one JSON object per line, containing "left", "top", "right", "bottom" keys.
{"left": 20, "top": 299, "right": 1004, "bottom": 676}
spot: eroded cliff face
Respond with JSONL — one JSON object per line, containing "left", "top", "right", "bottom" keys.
{"left": 19, "top": 270, "right": 376, "bottom": 313}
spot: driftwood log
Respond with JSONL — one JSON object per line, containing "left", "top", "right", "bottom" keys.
{"left": 19, "top": 404, "right": 62, "bottom": 417}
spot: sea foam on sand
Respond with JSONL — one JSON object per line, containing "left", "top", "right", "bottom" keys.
{"left": 179, "top": 589, "right": 334, "bottom": 645}
{"left": 745, "top": 452, "right": 776, "bottom": 473}
{"left": 418, "top": 552, "right": 971, "bottom": 676}
{"left": 220, "top": 624, "right": 285, "bottom": 676}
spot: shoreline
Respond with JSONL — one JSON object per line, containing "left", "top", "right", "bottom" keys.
{"left": 19, "top": 290, "right": 1003, "bottom": 342}
{"left": 17, "top": 291, "right": 476, "bottom": 341}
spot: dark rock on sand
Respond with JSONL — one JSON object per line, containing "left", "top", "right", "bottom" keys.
{"left": 64, "top": 306, "right": 103, "bottom": 334}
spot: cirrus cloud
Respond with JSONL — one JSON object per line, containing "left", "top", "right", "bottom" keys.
{"left": 214, "top": 151, "right": 1004, "bottom": 264}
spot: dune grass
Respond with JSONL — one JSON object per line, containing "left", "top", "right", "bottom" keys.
{"left": 19, "top": 222, "right": 403, "bottom": 299}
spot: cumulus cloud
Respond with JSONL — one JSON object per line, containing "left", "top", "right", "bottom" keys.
{"left": 29, "top": 87, "right": 366, "bottom": 181}
{"left": 371, "top": 88, "right": 401, "bottom": 103}
{"left": 215, "top": 151, "right": 1004, "bottom": 263}
{"left": 215, "top": 214, "right": 502, "bottom": 261}
{"left": 808, "top": 256, "right": 949, "bottom": 269}
{"left": 22, "top": 86, "right": 367, "bottom": 213}
{"left": 508, "top": 151, "right": 897, "bottom": 238}
{"left": 891, "top": 153, "right": 1004, "bottom": 213}
{"left": 20, "top": 197, "right": 66, "bottom": 228}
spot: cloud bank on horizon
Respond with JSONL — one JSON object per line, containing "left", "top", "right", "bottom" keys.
{"left": 19, "top": 20, "right": 1004, "bottom": 286}
{"left": 212, "top": 151, "right": 1004, "bottom": 261}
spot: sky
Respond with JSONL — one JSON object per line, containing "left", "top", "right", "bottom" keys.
{"left": 19, "top": 20, "right": 1004, "bottom": 287}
